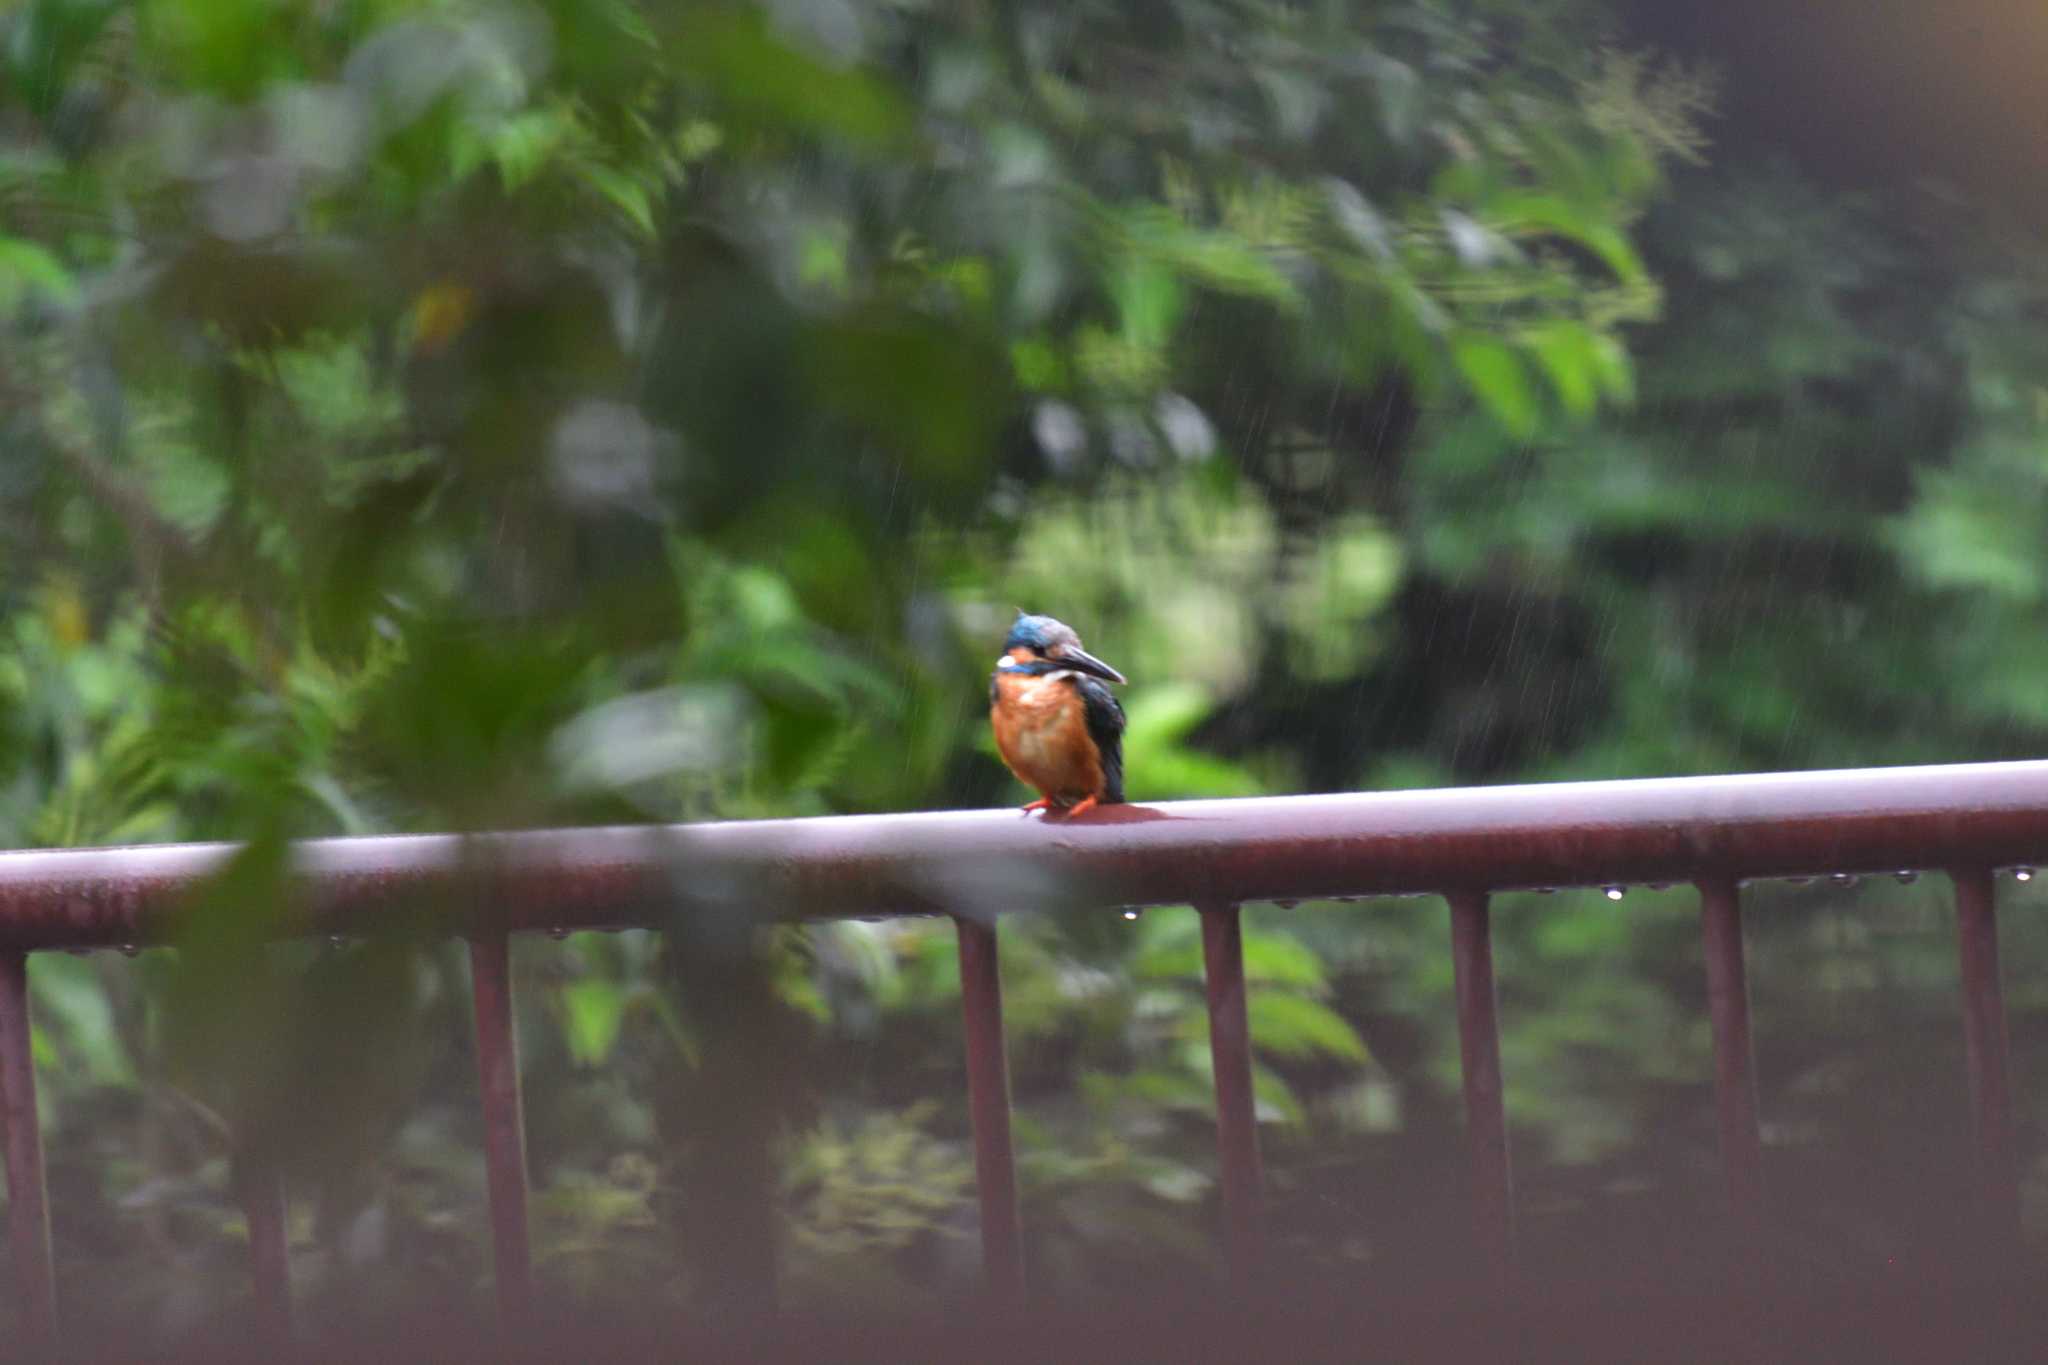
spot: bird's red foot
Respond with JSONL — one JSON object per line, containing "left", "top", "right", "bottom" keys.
{"left": 1020, "top": 796, "right": 1054, "bottom": 813}
{"left": 1064, "top": 795, "right": 1100, "bottom": 819}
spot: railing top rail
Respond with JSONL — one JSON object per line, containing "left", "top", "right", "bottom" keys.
{"left": 3, "top": 759, "right": 2047, "bottom": 947}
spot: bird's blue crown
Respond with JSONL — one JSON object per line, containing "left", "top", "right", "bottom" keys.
{"left": 1003, "top": 612, "right": 1066, "bottom": 653}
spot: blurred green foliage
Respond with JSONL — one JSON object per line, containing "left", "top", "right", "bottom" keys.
{"left": 3, "top": 0, "right": 2048, "bottom": 1339}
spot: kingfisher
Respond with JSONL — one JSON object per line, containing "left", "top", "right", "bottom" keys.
{"left": 989, "top": 612, "right": 1127, "bottom": 817}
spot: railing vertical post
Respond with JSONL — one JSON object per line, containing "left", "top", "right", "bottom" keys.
{"left": 1950, "top": 868, "right": 2019, "bottom": 1236}
{"left": 1696, "top": 878, "right": 1765, "bottom": 1225}
{"left": 953, "top": 914, "right": 1023, "bottom": 1304}
{"left": 1198, "top": 902, "right": 1263, "bottom": 1282}
{"left": 233, "top": 1148, "right": 291, "bottom": 1345}
{"left": 1447, "top": 890, "right": 1514, "bottom": 1287}
{"left": 468, "top": 932, "right": 534, "bottom": 1324}
{"left": 0, "top": 950, "right": 54, "bottom": 1351}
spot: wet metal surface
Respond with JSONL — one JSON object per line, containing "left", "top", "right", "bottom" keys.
{"left": 1697, "top": 878, "right": 1765, "bottom": 1223}
{"left": 468, "top": 932, "right": 534, "bottom": 1322}
{"left": 0, "top": 759, "right": 2044, "bottom": 1322}
{"left": 1447, "top": 891, "right": 1514, "bottom": 1285}
{"left": 6, "top": 761, "right": 2048, "bottom": 940}
{"left": 0, "top": 950, "right": 54, "bottom": 1349}
{"left": 954, "top": 916, "right": 1023, "bottom": 1303}
{"left": 1951, "top": 868, "right": 2019, "bottom": 1237}
{"left": 234, "top": 1150, "right": 292, "bottom": 1345}
{"left": 1198, "top": 904, "right": 1262, "bottom": 1281}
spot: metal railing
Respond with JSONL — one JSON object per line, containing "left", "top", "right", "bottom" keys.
{"left": 2, "top": 758, "right": 2045, "bottom": 1343}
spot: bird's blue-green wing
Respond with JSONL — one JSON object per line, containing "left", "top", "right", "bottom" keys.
{"left": 1076, "top": 676, "right": 1126, "bottom": 803}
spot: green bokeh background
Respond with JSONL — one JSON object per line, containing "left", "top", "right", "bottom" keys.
{"left": 3, "top": 0, "right": 2047, "bottom": 1337}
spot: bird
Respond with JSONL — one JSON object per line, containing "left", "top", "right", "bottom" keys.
{"left": 989, "top": 612, "right": 1127, "bottom": 818}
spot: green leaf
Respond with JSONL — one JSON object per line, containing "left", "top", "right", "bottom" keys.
{"left": 1122, "top": 682, "right": 1210, "bottom": 748}
{"left": 485, "top": 107, "right": 580, "bottom": 191}
{"left": 7, "top": 0, "right": 122, "bottom": 118}
{"left": 1487, "top": 192, "right": 1648, "bottom": 284}
{"left": 1120, "top": 683, "right": 1264, "bottom": 800}
{"left": 1588, "top": 331, "right": 1634, "bottom": 403}
{"left": 1452, "top": 334, "right": 1540, "bottom": 438}
{"left": 138, "top": 0, "right": 283, "bottom": 100}
{"left": 1129, "top": 922, "right": 1323, "bottom": 987}
{"left": 668, "top": 9, "right": 910, "bottom": 150}
{"left": 1322, "top": 178, "right": 1394, "bottom": 261}
{"left": 1112, "top": 204, "right": 1301, "bottom": 309}
{"left": 1891, "top": 454, "right": 2048, "bottom": 600}
{"left": 1523, "top": 320, "right": 1602, "bottom": 418}
{"left": 1246, "top": 993, "right": 1370, "bottom": 1063}
{"left": 1110, "top": 258, "right": 1183, "bottom": 351}
{"left": 0, "top": 237, "right": 77, "bottom": 314}
{"left": 1252, "top": 1061, "right": 1305, "bottom": 1124}
{"left": 559, "top": 977, "right": 628, "bottom": 1067}
{"left": 1366, "top": 53, "right": 1421, "bottom": 147}
{"left": 31, "top": 954, "right": 136, "bottom": 1086}
{"left": 1116, "top": 1065, "right": 1230, "bottom": 1114}
{"left": 1240, "top": 930, "right": 1328, "bottom": 989}
{"left": 578, "top": 164, "right": 658, "bottom": 238}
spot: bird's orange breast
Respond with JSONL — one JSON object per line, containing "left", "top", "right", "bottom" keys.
{"left": 991, "top": 672, "right": 1106, "bottom": 805}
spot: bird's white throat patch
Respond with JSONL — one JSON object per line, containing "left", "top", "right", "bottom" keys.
{"left": 996, "top": 656, "right": 1077, "bottom": 684}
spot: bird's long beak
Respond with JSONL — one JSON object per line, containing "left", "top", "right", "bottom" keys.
{"left": 1061, "top": 647, "right": 1126, "bottom": 685}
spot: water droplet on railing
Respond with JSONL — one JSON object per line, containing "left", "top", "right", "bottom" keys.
{"left": 1534, "top": 887, "right": 1558, "bottom": 896}
{"left": 117, "top": 944, "right": 140, "bottom": 958}
{"left": 1603, "top": 886, "right": 1626, "bottom": 901}
{"left": 2015, "top": 868, "right": 2035, "bottom": 883}
{"left": 1829, "top": 873, "right": 1857, "bottom": 887}
{"left": 546, "top": 927, "right": 571, "bottom": 941}
{"left": 1786, "top": 876, "right": 1813, "bottom": 886}
{"left": 1121, "top": 909, "right": 1141, "bottom": 921}
{"left": 327, "top": 935, "right": 348, "bottom": 949}
{"left": 1894, "top": 871, "right": 1919, "bottom": 884}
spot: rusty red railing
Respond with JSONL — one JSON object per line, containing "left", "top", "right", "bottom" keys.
{"left": 1, "top": 758, "right": 2045, "bottom": 1344}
